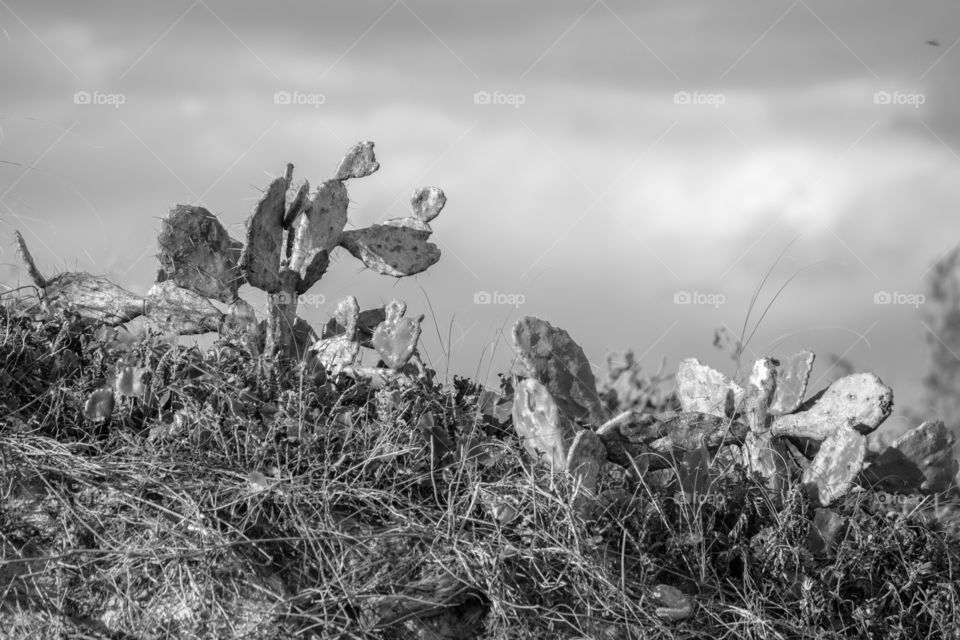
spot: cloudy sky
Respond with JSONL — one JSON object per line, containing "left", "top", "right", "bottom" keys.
{"left": 1, "top": 1, "right": 958, "bottom": 433}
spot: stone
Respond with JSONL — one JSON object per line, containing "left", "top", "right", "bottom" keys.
{"left": 512, "top": 377, "right": 575, "bottom": 471}
{"left": 771, "top": 373, "right": 893, "bottom": 439}
{"left": 511, "top": 316, "right": 607, "bottom": 425}
{"left": 239, "top": 173, "right": 288, "bottom": 293}
{"left": 769, "top": 350, "right": 815, "bottom": 415}
{"left": 155, "top": 205, "right": 243, "bottom": 303}
{"left": 802, "top": 424, "right": 866, "bottom": 505}
{"left": 859, "top": 419, "right": 958, "bottom": 494}
{"left": 675, "top": 358, "right": 744, "bottom": 418}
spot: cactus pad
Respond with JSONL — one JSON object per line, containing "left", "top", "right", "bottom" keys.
{"left": 512, "top": 377, "right": 575, "bottom": 471}
{"left": 34, "top": 273, "right": 145, "bottom": 326}
{"left": 283, "top": 177, "right": 311, "bottom": 229}
{"left": 340, "top": 224, "right": 441, "bottom": 278}
{"left": 410, "top": 187, "right": 446, "bottom": 224}
{"left": 285, "top": 181, "right": 345, "bottom": 295}
{"left": 566, "top": 429, "right": 605, "bottom": 493}
{"left": 652, "top": 584, "right": 693, "bottom": 621}
{"left": 333, "top": 296, "right": 361, "bottom": 341}
{"left": 802, "top": 423, "right": 866, "bottom": 505}
{"left": 772, "top": 373, "right": 893, "bottom": 439}
{"left": 769, "top": 350, "right": 815, "bottom": 415}
{"left": 156, "top": 205, "right": 243, "bottom": 303}
{"left": 371, "top": 299, "right": 423, "bottom": 370}
{"left": 310, "top": 336, "right": 360, "bottom": 376}
{"left": 239, "top": 173, "right": 288, "bottom": 293}
{"left": 146, "top": 281, "right": 223, "bottom": 335}
{"left": 511, "top": 316, "right": 607, "bottom": 426}
{"left": 675, "top": 358, "right": 744, "bottom": 418}
{"left": 334, "top": 141, "right": 380, "bottom": 180}
{"left": 859, "top": 419, "right": 959, "bottom": 494}
{"left": 84, "top": 388, "right": 115, "bottom": 422}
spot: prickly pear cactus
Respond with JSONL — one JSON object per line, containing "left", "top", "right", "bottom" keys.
{"left": 771, "top": 373, "right": 893, "bottom": 439}
{"left": 511, "top": 316, "right": 606, "bottom": 425}
{"left": 769, "top": 350, "right": 815, "bottom": 415}
{"left": 802, "top": 423, "right": 866, "bottom": 505}
{"left": 512, "top": 377, "right": 576, "bottom": 471}
{"left": 859, "top": 419, "right": 959, "bottom": 494}
{"left": 675, "top": 358, "right": 744, "bottom": 418}
{"left": 371, "top": 300, "right": 423, "bottom": 370}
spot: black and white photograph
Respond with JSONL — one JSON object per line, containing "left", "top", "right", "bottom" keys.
{"left": 1, "top": 2, "right": 959, "bottom": 637}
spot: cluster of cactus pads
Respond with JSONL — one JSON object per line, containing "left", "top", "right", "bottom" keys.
{"left": 510, "top": 316, "right": 959, "bottom": 508}
{"left": 14, "top": 141, "right": 445, "bottom": 363}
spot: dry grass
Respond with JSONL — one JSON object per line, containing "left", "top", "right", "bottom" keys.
{"left": 2, "top": 302, "right": 960, "bottom": 639}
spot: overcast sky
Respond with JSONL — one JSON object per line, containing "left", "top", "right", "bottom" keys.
{"left": 1, "top": 1, "right": 959, "bottom": 435}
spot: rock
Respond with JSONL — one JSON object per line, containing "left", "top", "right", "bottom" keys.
{"left": 512, "top": 377, "right": 575, "bottom": 471}
{"left": 675, "top": 358, "right": 744, "bottom": 418}
{"left": 770, "top": 350, "right": 815, "bottom": 415}
{"left": 371, "top": 300, "right": 423, "bottom": 370}
{"left": 859, "top": 419, "right": 959, "bottom": 494}
{"left": 339, "top": 224, "right": 441, "bottom": 278}
{"left": 239, "top": 173, "right": 288, "bottom": 293}
{"left": 511, "top": 317, "right": 607, "bottom": 425}
{"left": 155, "top": 205, "right": 243, "bottom": 303}
{"left": 771, "top": 373, "right": 893, "bottom": 439}
{"left": 802, "top": 424, "right": 866, "bottom": 505}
